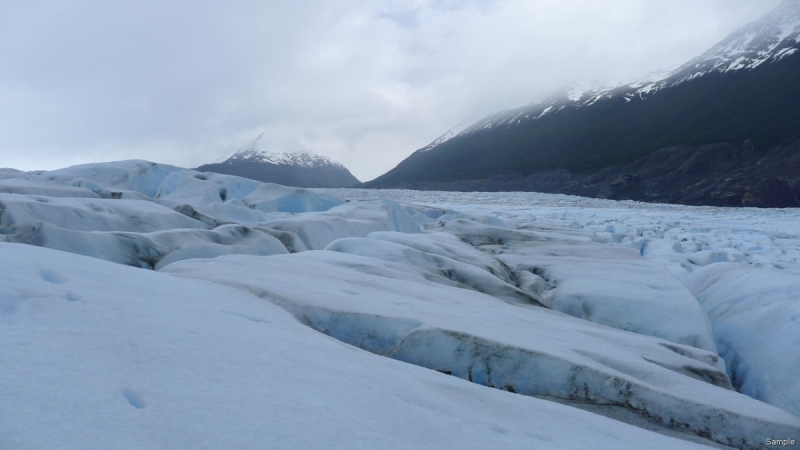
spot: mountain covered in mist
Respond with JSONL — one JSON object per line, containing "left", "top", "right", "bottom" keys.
{"left": 196, "top": 149, "right": 359, "bottom": 188}
{"left": 366, "top": 0, "right": 800, "bottom": 207}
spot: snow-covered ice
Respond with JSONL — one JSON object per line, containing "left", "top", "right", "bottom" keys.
{"left": 5, "top": 243, "right": 715, "bottom": 450}
{"left": 438, "top": 219, "right": 718, "bottom": 352}
{"left": 1, "top": 162, "right": 799, "bottom": 449}
{"left": 327, "top": 188, "right": 800, "bottom": 429}
{"left": 686, "top": 263, "right": 800, "bottom": 417}
{"left": 165, "top": 250, "right": 797, "bottom": 447}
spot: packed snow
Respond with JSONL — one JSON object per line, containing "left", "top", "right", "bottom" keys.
{"left": 2, "top": 161, "right": 799, "bottom": 449}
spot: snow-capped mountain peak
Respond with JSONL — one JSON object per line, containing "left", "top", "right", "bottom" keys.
{"left": 575, "top": 0, "right": 800, "bottom": 101}
{"left": 214, "top": 131, "right": 345, "bottom": 170}
{"left": 228, "top": 149, "right": 345, "bottom": 170}
{"left": 198, "top": 144, "right": 359, "bottom": 188}
{"left": 690, "top": 0, "right": 800, "bottom": 73}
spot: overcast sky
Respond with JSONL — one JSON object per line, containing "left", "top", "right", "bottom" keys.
{"left": 0, "top": 0, "right": 783, "bottom": 181}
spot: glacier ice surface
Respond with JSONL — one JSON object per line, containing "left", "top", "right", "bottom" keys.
{"left": 1, "top": 162, "right": 799, "bottom": 448}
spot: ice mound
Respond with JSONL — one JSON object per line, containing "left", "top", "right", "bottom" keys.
{"left": 2, "top": 221, "right": 288, "bottom": 269}
{"left": 31, "top": 160, "right": 184, "bottom": 198}
{"left": 686, "top": 262, "right": 800, "bottom": 417}
{"left": 0, "top": 194, "right": 209, "bottom": 233}
{"left": 0, "top": 178, "right": 103, "bottom": 198}
{"left": 440, "top": 219, "right": 718, "bottom": 353}
{"left": 260, "top": 199, "right": 422, "bottom": 250}
{"left": 165, "top": 251, "right": 800, "bottom": 447}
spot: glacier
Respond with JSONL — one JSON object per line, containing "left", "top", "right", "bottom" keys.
{"left": 1, "top": 161, "right": 799, "bottom": 449}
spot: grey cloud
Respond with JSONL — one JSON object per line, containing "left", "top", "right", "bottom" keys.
{"left": 0, "top": 0, "right": 782, "bottom": 181}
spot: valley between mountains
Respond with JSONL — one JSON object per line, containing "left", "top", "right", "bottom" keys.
{"left": 3, "top": 3, "right": 800, "bottom": 450}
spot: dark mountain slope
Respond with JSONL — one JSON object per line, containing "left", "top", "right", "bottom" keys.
{"left": 365, "top": 0, "right": 800, "bottom": 206}
{"left": 380, "top": 136, "right": 800, "bottom": 207}
{"left": 369, "top": 51, "right": 799, "bottom": 185}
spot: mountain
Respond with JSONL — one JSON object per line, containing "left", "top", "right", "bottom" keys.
{"left": 196, "top": 149, "right": 360, "bottom": 188}
{"left": 366, "top": 0, "right": 800, "bottom": 206}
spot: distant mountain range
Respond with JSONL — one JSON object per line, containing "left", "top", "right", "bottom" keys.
{"left": 196, "top": 149, "right": 360, "bottom": 188}
{"left": 365, "top": 0, "right": 800, "bottom": 207}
